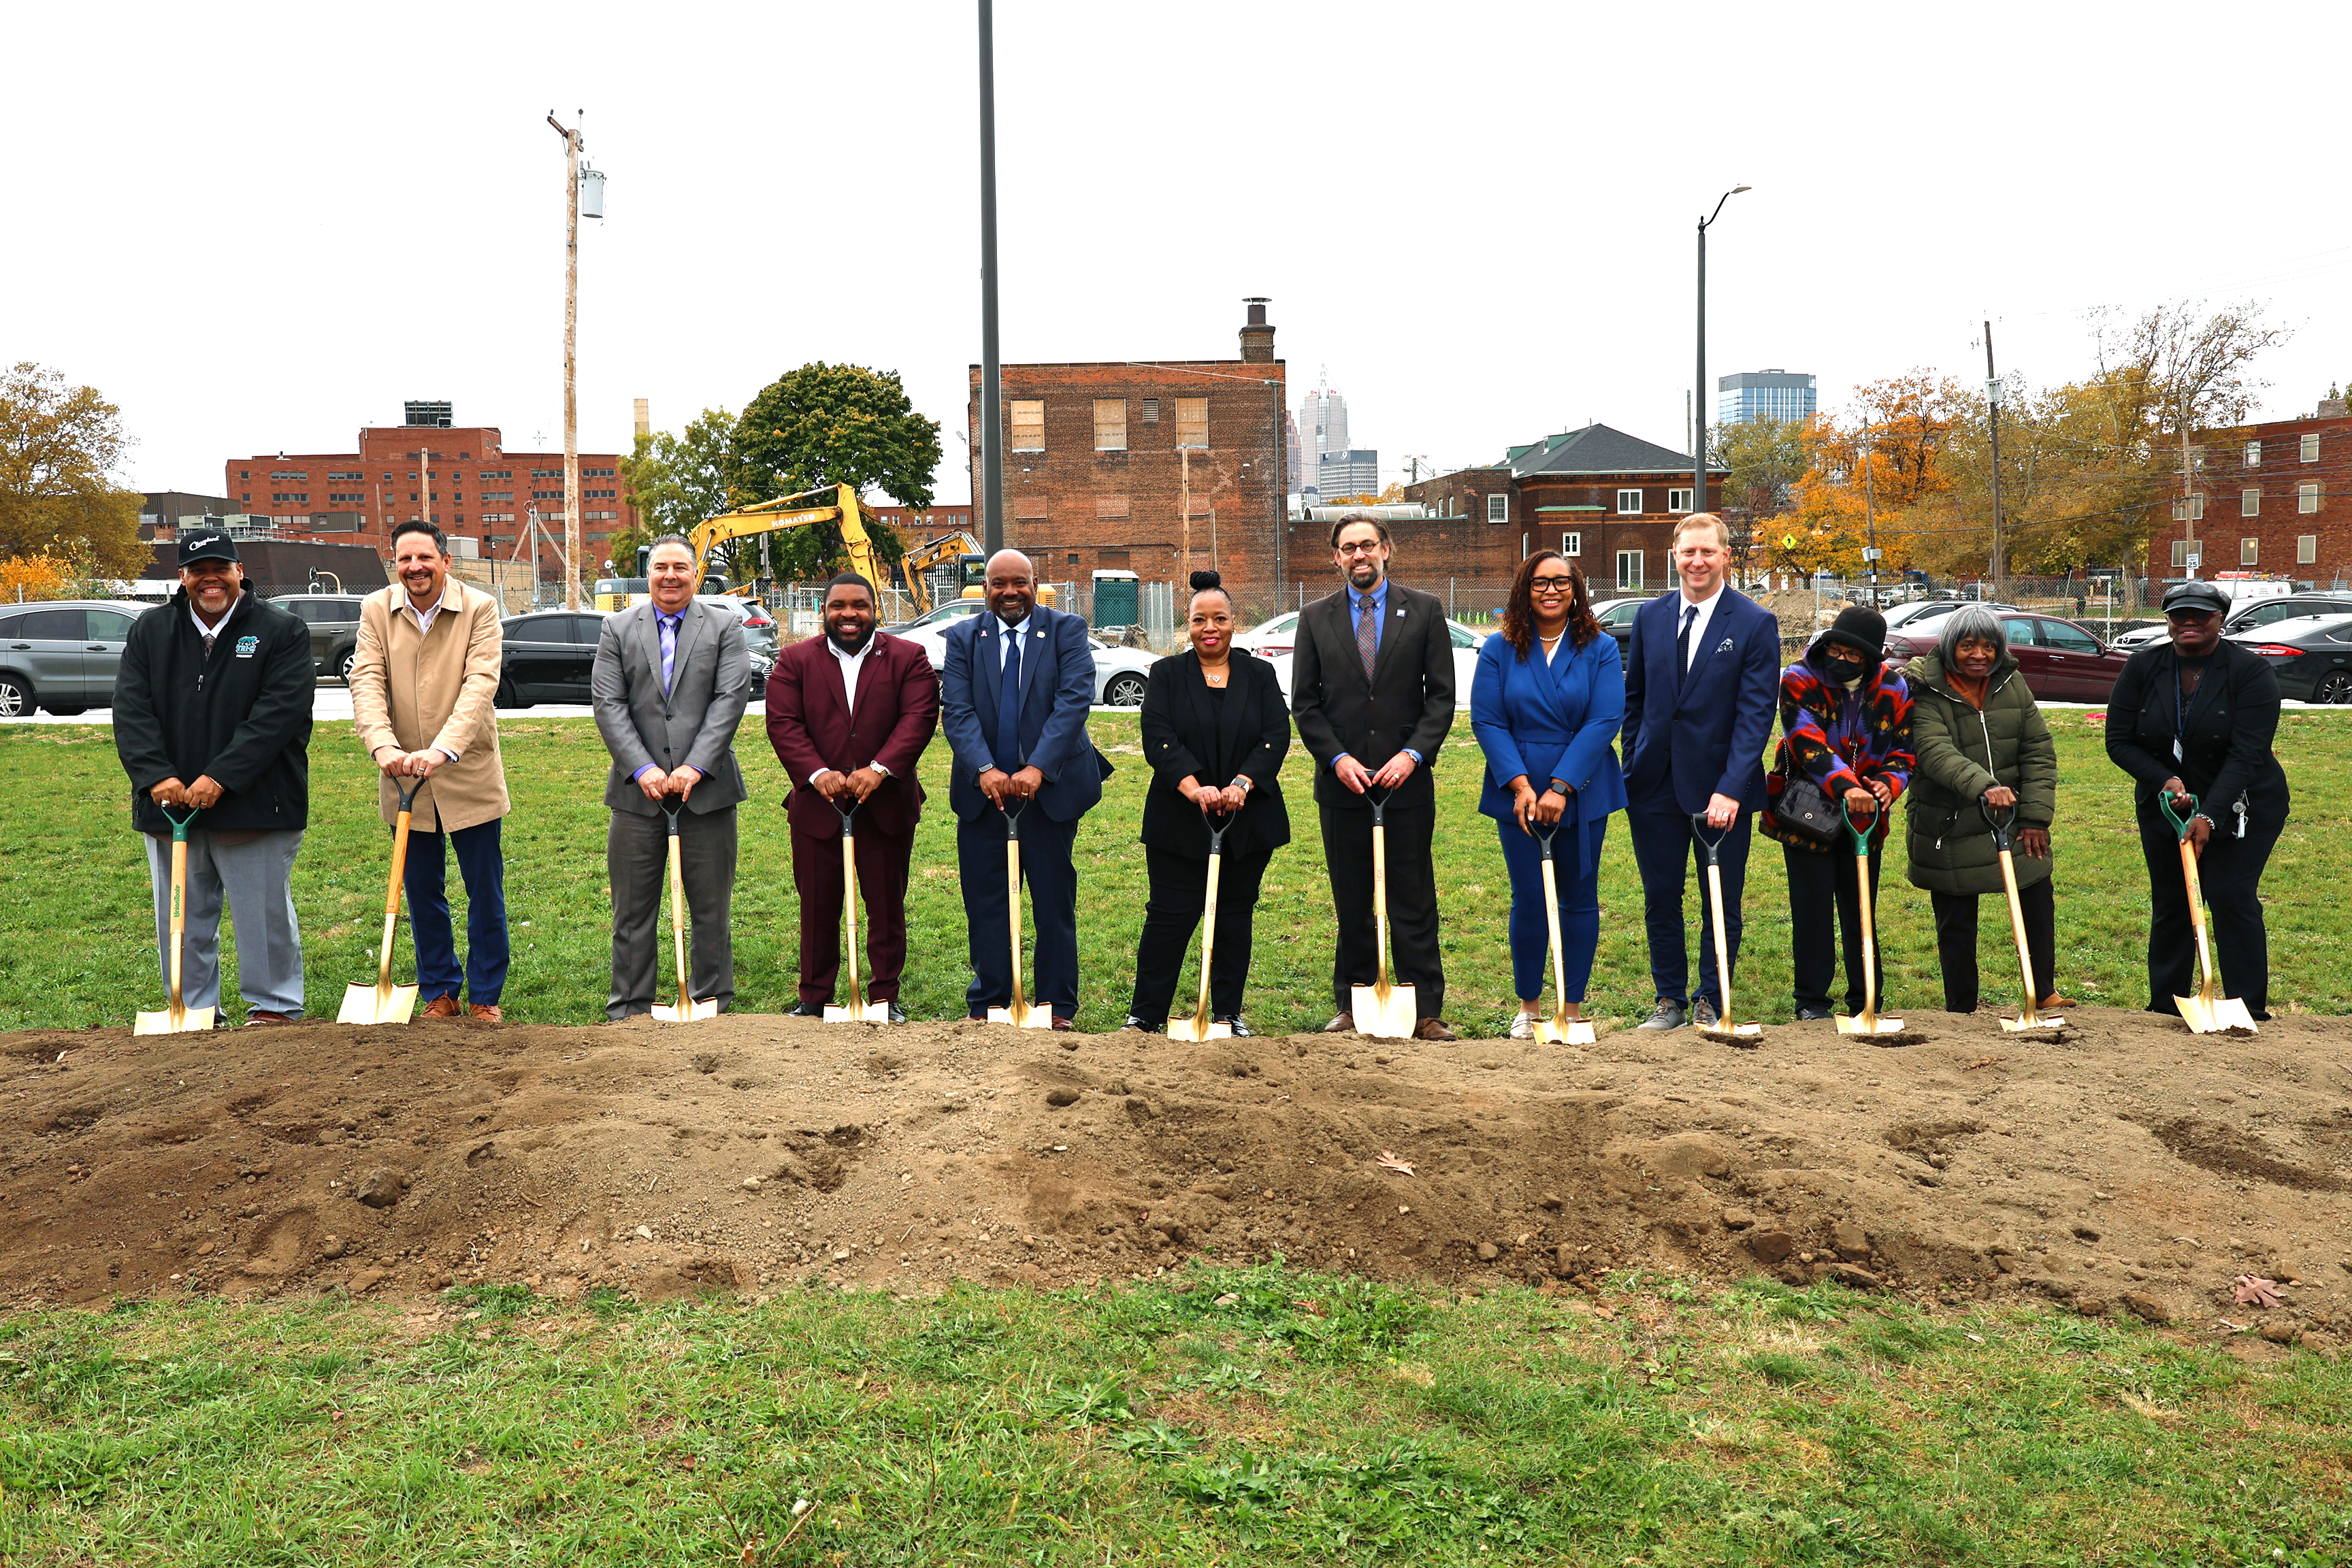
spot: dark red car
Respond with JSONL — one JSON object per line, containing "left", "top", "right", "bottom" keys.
{"left": 1883, "top": 610, "right": 2132, "bottom": 702}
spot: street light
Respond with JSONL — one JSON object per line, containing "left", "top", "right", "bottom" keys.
{"left": 1695, "top": 185, "right": 1750, "bottom": 533}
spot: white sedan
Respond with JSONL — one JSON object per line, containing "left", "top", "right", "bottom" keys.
{"left": 1241, "top": 610, "right": 1489, "bottom": 705}
{"left": 885, "top": 600, "right": 1158, "bottom": 706}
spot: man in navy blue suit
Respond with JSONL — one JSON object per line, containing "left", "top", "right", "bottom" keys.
{"left": 940, "top": 549, "right": 1107, "bottom": 1029}
{"left": 1618, "top": 514, "right": 1781, "bottom": 1031}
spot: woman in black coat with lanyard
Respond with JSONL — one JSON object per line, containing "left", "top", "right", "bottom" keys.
{"left": 1124, "top": 571, "right": 1292, "bottom": 1035}
{"left": 2106, "top": 579, "right": 2291, "bottom": 1021}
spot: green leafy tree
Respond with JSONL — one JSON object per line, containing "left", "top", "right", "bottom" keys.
{"left": 1710, "top": 416, "right": 1807, "bottom": 519}
{"left": 614, "top": 408, "right": 736, "bottom": 574}
{"left": 0, "top": 363, "right": 147, "bottom": 579}
{"left": 731, "top": 363, "right": 938, "bottom": 583}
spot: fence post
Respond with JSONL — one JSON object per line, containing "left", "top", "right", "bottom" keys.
{"left": 1449, "top": 578, "right": 1456, "bottom": 618}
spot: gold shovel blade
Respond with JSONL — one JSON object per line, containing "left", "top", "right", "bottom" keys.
{"left": 823, "top": 998, "right": 890, "bottom": 1024}
{"left": 1835, "top": 1011, "right": 1906, "bottom": 1036}
{"left": 1535, "top": 1016, "right": 1597, "bottom": 1045}
{"left": 336, "top": 981, "right": 417, "bottom": 1027}
{"left": 1350, "top": 981, "right": 1419, "bottom": 1040}
{"left": 1700, "top": 1018, "right": 1765, "bottom": 1042}
{"left": 651, "top": 998, "right": 721, "bottom": 1022}
{"left": 1999, "top": 1014, "right": 2062, "bottom": 1032}
{"left": 1166, "top": 1015, "right": 1232, "bottom": 1042}
{"left": 986, "top": 1000, "right": 1054, "bottom": 1030}
{"left": 2207, "top": 997, "right": 2259, "bottom": 1032}
{"left": 134, "top": 1004, "right": 216, "bottom": 1036}
{"left": 2174, "top": 992, "right": 2249, "bottom": 1034}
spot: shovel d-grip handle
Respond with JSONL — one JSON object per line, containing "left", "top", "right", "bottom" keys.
{"left": 159, "top": 802, "right": 199, "bottom": 841}
{"left": 2159, "top": 790, "right": 2200, "bottom": 841}
{"left": 1837, "top": 791, "right": 1881, "bottom": 858}
{"left": 833, "top": 796, "right": 859, "bottom": 839}
{"left": 1000, "top": 795, "right": 1028, "bottom": 841}
{"left": 1533, "top": 818, "right": 1561, "bottom": 862}
{"left": 1202, "top": 808, "right": 1230, "bottom": 856}
{"left": 1365, "top": 783, "right": 1391, "bottom": 828}
{"left": 1979, "top": 794, "right": 2019, "bottom": 851}
{"left": 1689, "top": 813, "right": 1730, "bottom": 866}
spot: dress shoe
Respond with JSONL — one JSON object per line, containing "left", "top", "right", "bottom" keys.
{"left": 245, "top": 1011, "right": 297, "bottom": 1026}
{"left": 1215, "top": 1013, "right": 1252, "bottom": 1037}
{"left": 1412, "top": 1017, "right": 1458, "bottom": 1042}
{"left": 789, "top": 1002, "right": 825, "bottom": 1017}
{"left": 1120, "top": 1015, "right": 1150, "bottom": 1032}
{"left": 422, "top": 994, "right": 463, "bottom": 1019}
{"left": 1322, "top": 1012, "right": 1356, "bottom": 1033}
{"left": 1636, "top": 999, "right": 1685, "bottom": 1031}
{"left": 1691, "top": 997, "right": 1721, "bottom": 1028}
{"left": 468, "top": 1003, "right": 502, "bottom": 1022}
{"left": 1051, "top": 1015, "right": 1074, "bottom": 1032}
{"left": 1795, "top": 1004, "right": 1835, "bottom": 1021}
{"left": 2038, "top": 992, "right": 2078, "bottom": 1009}
{"left": 887, "top": 1002, "right": 906, "bottom": 1025}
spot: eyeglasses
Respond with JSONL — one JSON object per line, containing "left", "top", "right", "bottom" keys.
{"left": 1335, "top": 541, "right": 1384, "bottom": 556}
{"left": 1529, "top": 576, "right": 1574, "bottom": 593}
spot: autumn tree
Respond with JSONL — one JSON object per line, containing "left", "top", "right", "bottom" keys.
{"left": 0, "top": 363, "right": 147, "bottom": 580}
{"left": 1710, "top": 416, "right": 1807, "bottom": 519}
{"left": 1758, "top": 375, "right": 1958, "bottom": 579}
{"left": 731, "top": 363, "right": 938, "bottom": 584}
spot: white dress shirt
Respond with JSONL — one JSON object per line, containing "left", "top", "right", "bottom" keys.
{"left": 996, "top": 613, "right": 1030, "bottom": 669}
{"left": 403, "top": 584, "right": 453, "bottom": 637}
{"left": 1675, "top": 581, "right": 1727, "bottom": 672}
{"left": 811, "top": 634, "right": 887, "bottom": 783}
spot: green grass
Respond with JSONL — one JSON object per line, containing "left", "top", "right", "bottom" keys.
{"left": 6, "top": 710, "right": 2351, "bottom": 1030}
{"left": 3, "top": 1265, "right": 2348, "bottom": 1564}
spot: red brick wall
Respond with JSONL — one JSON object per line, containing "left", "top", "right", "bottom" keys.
{"left": 2180, "top": 413, "right": 2352, "bottom": 587}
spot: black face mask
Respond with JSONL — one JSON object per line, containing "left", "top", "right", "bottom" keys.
{"left": 1823, "top": 653, "right": 1866, "bottom": 684}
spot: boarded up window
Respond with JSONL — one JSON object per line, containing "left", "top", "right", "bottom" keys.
{"left": 1014, "top": 495, "right": 1047, "bottom": 520}
{"left": 1096, "top": 494, "right": 1130, "bottom": 518}
{"left": 1010, "top": 400, "right": 1045, "bottom": 452}
{"left": 1100, "top": 549, "right": 1132, "bottom": 566}
{"left": 1093, "top": 399, "right": 1126, "bottom": 451}
{"left": 1140, "top": 398, "right": 1160, "bottom": 424}
{"left": 1176, "top": 397, "right": 1209, "bottom": 449}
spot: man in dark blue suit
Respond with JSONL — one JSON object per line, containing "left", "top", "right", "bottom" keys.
{"left": 941, "top": 549, "right": 1107, "bottom": 1029}
{"left": 1619, "top": 514, "right": 1782, "bottom": 1030}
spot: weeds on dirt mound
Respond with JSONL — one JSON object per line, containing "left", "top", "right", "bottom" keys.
{"left": 1099, "top": 1258, "right": 1433, "bottom": 1363}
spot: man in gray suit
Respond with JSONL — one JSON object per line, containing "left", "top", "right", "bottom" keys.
{"left": 590, "top": 535, "right": 752, "bottom": 1019}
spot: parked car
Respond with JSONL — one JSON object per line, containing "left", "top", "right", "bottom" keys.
{"left": 1881, "top": 599, "right": 2023, "bottom": 634}
{"left": 1589, "top": 595, "right": 1647, "bottom": 651}
{"left": 1884, "top": 610, "right": 2130, "bottom": 702}
{"left": 881, "top": 598, "right": 987, "bottom": 665}
{"left": 2228, "top": 613, "right": 2352, "bottom": 704}
{"left": 696, "top": 595, "right": 779, "bottom": 677}
{"left": 1231, "top": 608, "right": 1302, "bottom": 660}
{"left": 495, "top": 610, "right": 608, "bottom": 707}
{"left": 886, "top": 603, "right": 1156, "bottom": 706}
{"left": 0, "top": 599, "right": 148, "bottom": 717}
{"left": 2109, "top": 591, "right": 2352, "bottom": 653}
{"left": 1262, "top": 616, "right": 1489, "bottom": 706}
{"left": 271, "top": 592, "right": 373, "bottom": 681}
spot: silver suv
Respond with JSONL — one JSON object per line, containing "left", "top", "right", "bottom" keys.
{"left": 0, "top": 600, "right": 151, "bottom": 717}
{"left": 271, "top": 593, "right": 373, "bottom": 681}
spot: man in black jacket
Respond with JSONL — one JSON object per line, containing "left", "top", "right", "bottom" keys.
{"left": 1291, "top": 513, "right": 1458, "bottom": 1039}
{"left": 112, "top": 530, "right": 315, "bottom": 1024}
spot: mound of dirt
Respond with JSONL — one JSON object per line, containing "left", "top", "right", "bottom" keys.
{"left": 3, "top": 1009, "right": 2349, "bottom": 1344}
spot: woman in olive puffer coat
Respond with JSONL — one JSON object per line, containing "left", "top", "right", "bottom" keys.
{"left": 1901, "top": 606, "right": 2068, "bottom": 1014}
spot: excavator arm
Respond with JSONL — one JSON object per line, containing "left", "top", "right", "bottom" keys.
{"left": 681, "top": 483, "right": 893, "bottom": 600}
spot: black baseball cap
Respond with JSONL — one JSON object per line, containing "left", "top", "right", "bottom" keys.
{"left": 177, "top": 530, "right": 240, "bottom": 566}
{"left": 2161, "top": 580, "right": 2229, "bottom": 617}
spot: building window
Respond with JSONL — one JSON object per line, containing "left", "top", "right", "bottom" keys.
{"left": 1616, "top": 488, "right": 1644, "bottom": 514}
{"left": 2298, "top": 534, "right": 2319, "bottom": 564}
{"left": 1616, "top": 549, "right": 1643, "bottom": 591}
{"left": 2241, "top": 538, "right": 2259, "bottom": 566}
{"left": 1139, "top": 398, "right": 1159, "bottom": 424}
{"left": 2171, "top": 539, "right": 2195, "bottom": 567}
{"left": 1095, "top": 494, "right": 1130, "bottom": 519}
{"left": 2245, "top": 441, "right": 2261, "bottom": 467}
{"left": 1486, "top": 493, "right": 1508, "bottom": 523}
{"left": 2239, "top": 487, "right": 2259, "bottom": 517}
{"left": 1175, "top": 398, "right": 1209, "bottom": 450}
{"left": 2172, "top": 495, "right": 2206, "bottom": 521}
{"left": 1560, "top": 532, "right": 1581, "bottom": 557}
{"left": 2302, "top": 433, "right": 2321, "bottom": 463}
{"left": 1667, "top": 487, "right": 1695, "bottom": 513}
{"left": 1009, "top": 400, "right": 1045, "bottom": 452}
{"left": 1093, "top": 399, "right": 1126, "bottom": 451}
{"left": 2300, "top": 483, "right": 2321, "bottom": 513}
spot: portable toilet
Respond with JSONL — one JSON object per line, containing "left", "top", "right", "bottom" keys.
{"left": 1091, "top": 569, "right": 1141, "bottom": 630}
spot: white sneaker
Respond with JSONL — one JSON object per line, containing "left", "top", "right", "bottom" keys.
{"left": 1509, "top": 1011, "right": 1537, "bottom": 1040}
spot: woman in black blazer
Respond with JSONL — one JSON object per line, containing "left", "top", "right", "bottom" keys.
{"left": 2105, "top": 580, "right": 2291, "bottom": 1020}
{"left": 1124, "top": 572, "right": 1292, "bottom": 1034}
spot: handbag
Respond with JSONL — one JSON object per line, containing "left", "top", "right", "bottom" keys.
{"left": 1770, "top": 772, "right": 1844, "bottom": 843}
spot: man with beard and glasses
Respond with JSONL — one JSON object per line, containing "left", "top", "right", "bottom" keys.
{"left": 1290, "top": 512, "right": 1458, "bottom": 1040}
{"left": 939, "top": 549, "right": 1108, "bottom": 1029}
{"left": 766, "top": 571, "right": 941, "bottom": 1022}
{"left": 591, "top": 536, "right": 753, "bottom": 1019}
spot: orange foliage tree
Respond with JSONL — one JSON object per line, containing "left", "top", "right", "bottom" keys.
{"left": 1759, "top": 374, "right": 1959, "bottom": 579}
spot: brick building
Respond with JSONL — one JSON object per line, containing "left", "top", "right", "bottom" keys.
{"left": 968, "top": 300, "right": 1288, "bottom": 595}
{"left": 2176, "top": 399, "right": 2352, "bottom": 587}
{"left": 861, "top": 502, "right": 975, "bottom": 540}
{"left": 1403, "top": 423, "right": 1723, "bottom": 594}
{"left": 222, "top": 402, "right": 638, "bottom": 566}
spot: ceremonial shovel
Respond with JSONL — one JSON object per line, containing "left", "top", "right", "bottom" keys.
{"left": 135, "top": 804, "right": 216, "bottom": 1034}
{"left": 1831, "top": 797, "right": 1906, "bottom": 1039}
{"left": 1982, "top": 799, "right": 2061, "bottom": 1034}
{"left": 2161, "top": 793, "right": 2258, "bottom": 1034}
{"left": 1167, "top": 811, "right": 1233, "bottom": 1043}
{"left": 1350, "top": 787, "right": 1418, "bottom": 1039}
{"left": 1531, "top": 821, "right": 1594, "bottom": 1045}
{"left": 985, "top": 799, "right": 1052, "bottom": 1029}
{"left": 1689, "top": 815, "right": 1762, "bottom": 1043}
{"left": 823, "top": 800, "right": 888, "bottom": 1024}
{"left": 338, "top": 779, "right": 421, "bottom": 1026}
{"left": 651, "top": 798, "right": 719, "bottom": 1022}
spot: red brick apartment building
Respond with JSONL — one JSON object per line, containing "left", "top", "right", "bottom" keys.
{"left": 862, "top": 502, "right": 975, "bottom": 540}
{"left": 968, "top": 301, "right": 1289, "bottom": 589}
{"left": 222, "top": 402, "right": 638, "bottom": 564}
{"left": 2173, "top": 398, "right": 2352, "bottom": 586}
{"left": 1404, "top": 423, "right": 1723, "bottom": 594}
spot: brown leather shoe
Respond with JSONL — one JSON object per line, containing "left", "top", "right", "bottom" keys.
{"left": 469, "top": 1003, "right": 503, "bottom": 1023}
{"left": 1322, "top": 1012, "right": 1356, "bottom": 1033}
{"left": 1412, "top": 1017, "right": 1459, "bottom": 1042}
{"left": 2038, "top": 992, "right": 2078, "bottom": 1009}
{"left": 422, "top": 995, "right": 463, "bottom": 1018}
{"left": 244, "top": 1011, "right": 297, "bottom": 1026}
{"left": 1050, "top": 1015, "right": 1073, "bottom": 1032}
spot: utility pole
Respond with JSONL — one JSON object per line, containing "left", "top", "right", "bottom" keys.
{"left": 1984, "top": 321, "right": 2007, "bottom": 595}
{"left": 977, "top": 0, "right": 1004, "bottom": 556}
{"left": 548, "top": 112, "right": 585, "bottom": 610}
{"left": 1695, "top": 186, "right": 1750, "bottom": 520}
{"left": 1861, "top": 427, "right": 1880, "bottom": 595}
{"left": 1179, "top": 448, "right": 1192, "bottom": 587}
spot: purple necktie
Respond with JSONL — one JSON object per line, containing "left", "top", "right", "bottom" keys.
{"left": 659, "top": 612, "right": 680, "bottom": 693}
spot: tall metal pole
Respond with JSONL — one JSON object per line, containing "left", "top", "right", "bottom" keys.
{"left": 549, "top": 113, "right": 584, "bottom": 610}
{"left": 1984, "top": 321, "right": 2006, "bottom": 594}
{"left": 977, "top": 0, "right": 1004, "bottom": 555}
{"left": 1693, "top": 187, "right": 1747, "bottom": 524}
{"left": 1862, "top": 427, "right": 1880, "bottom": 593}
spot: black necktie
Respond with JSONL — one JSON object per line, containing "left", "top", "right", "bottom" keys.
{"left": 1675, "top": 604, "right": 1697, "bottom": 690}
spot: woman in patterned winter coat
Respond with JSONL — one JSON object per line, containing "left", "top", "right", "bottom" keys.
{"left": 1761, "top": 606, "right": 1914, "bottom": 1021}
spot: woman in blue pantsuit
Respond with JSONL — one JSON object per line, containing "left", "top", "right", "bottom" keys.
{"left": 1471, "top": 552, "right": 1629, "bottom": 1039}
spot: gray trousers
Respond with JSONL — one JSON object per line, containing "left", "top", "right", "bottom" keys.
{"left": 608, "top": 805, "right": 736, "bottom": 1019}
{"left": 144, "top": 829, "right": 304, "bottom": 1019}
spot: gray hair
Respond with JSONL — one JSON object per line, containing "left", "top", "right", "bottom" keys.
{"left": 1937, "top": 605, "right": 2008, "bottom": 666}
{"left": 645, "top": 534, "right": 693, "bottom": 559}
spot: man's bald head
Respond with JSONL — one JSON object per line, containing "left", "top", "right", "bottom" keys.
{"left": 983, "top": 549, "right": 1037, "bottom": 625}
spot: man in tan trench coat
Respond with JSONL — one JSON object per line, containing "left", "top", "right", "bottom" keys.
{"left": 350, "top": 521, "right": 512, "bottom": 1019}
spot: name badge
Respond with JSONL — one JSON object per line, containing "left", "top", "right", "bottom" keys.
{"left": 235, "top": 636, "right": 259, "bottom": 659}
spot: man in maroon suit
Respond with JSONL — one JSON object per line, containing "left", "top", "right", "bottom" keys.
{"left": 765, "top": 572, "right": 943, "bottom": 1020}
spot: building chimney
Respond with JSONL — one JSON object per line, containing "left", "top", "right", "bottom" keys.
{"left": 1239, "top": 297, "right": 1275, "bottom": 363}
{"left": 633, "top": 398, "right": 651, "bottom": 438}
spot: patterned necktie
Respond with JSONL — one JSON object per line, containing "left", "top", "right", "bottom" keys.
{"left": 1675, "top": 604, "right": 1697, "bottom": 690}
{"left": 993, "top": 628, "right": 1024, "bottom": 772}
{"left": 659, "top": 613, "right": 679, "bottom": 693}
{"left": 1356, "top": 593, "right": 1378, "bottom": 679}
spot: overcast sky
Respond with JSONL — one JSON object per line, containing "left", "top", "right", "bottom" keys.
{"left": 10, "top": 0, "right": 2347, "bottom": 505}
